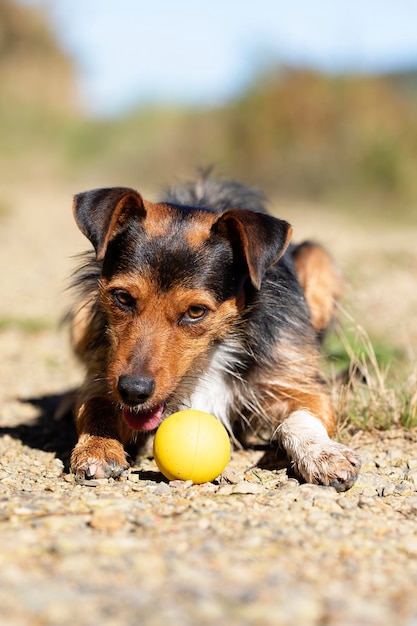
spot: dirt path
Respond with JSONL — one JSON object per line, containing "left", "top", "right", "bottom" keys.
{"left": 1, "top": 183, "right": 417, "bottom": 625}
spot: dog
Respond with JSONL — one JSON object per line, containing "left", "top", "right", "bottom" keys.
{"left": 68, "top": 175, "right": 361, "bottom": 491}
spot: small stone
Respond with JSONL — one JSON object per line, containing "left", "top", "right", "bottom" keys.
{"left": 313, "top": 497, "right": 341, "bottom": 513}
{"left": 13, "top": 505, "right": 40, "bottom": 516}
{"left": 407, "top": 471, "right": 417, "bottom": 487}
{"left": 232, "top": 481, "right": 265, "bottom": 495}
{"left": 337, "top": 497, "right": 359, "bottom": 510}
{"left": 407, "top": 496, "right": 417, "bottom": 511}
{"left": 128, "top": 472, "right": 140, "bottom": 483}
{"left": 394, "top": 483, "right": 414, "bottom": 496}
{"left": 130, "top": 482, "right": 147, "bottom": 492}
{"left": 407, "top": 459, "right": 417, "bottom": 469}
{"left": 77, "top": 479, "right": 101, "bottom": 487}
{"left": 131, "top": 514, "right": 155, "bottom": 528}
{"left": 154, "top": 482, "right": 171, "bottom": 495}
{"left": 221, "top": 467, "right": 242, "bottom": 484}
{"left": 382, "top": 483, "right": 396, "bottom": 497}
{"left": 299, "top": 484, "right": 337, "bottom": 498}
{"left": 361, "top": 486, "right": 378, "bottom": 498}
{"left": 89, "top": 508, "right": 126, "bottom": 532}
{"left": 216, "top": 485, "right": 234, "bottom": 496}
{"left": 402, "top": 540, "right": 417, "bottom": 557}
{"left": 169, "top": 480, "right": 193, "bottom": 490}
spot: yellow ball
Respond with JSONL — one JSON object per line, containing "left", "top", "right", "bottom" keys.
{"left": 153, "top": 409, "right": 231, "bottom": 484}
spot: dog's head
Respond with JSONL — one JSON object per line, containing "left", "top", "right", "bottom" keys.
{"left": 73, "top": 186, "right": 292, "bottom": 430}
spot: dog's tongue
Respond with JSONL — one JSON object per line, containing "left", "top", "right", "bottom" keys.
{"left": 123, "top": 405, "right": 164, "bottom": 431}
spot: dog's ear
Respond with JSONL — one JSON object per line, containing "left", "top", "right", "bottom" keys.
{"left": 73, "top": 187, "right": 145, "bottom": 261}
{"left": 214, "top": 210, "right": 293, "bottom": 289}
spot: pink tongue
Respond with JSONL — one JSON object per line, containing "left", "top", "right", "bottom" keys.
{"left": 123, "top": 405, "right": 164, "bottom": 431}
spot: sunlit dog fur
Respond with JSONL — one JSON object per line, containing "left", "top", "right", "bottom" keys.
{"left": 69, "top": 175, "right": 361, "bottom": 490}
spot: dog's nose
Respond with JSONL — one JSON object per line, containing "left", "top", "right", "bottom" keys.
{"left": 117, "top": 375, "right": 155, "bottom": 405}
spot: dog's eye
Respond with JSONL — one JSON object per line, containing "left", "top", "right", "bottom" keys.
{"left": 181, "top": 305, "right": 208, "bottom": 324}
{"left": 111, "top": 289, "right": 136, "bottom": 310}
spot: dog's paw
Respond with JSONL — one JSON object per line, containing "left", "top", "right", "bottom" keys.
{"left": 70, "top": 436, "right": 129, "bottom": 481}
{"left": 293, "top": 441, "right": 361, "bottom": 492}
{"left": 278, "top": 411, "right": 361, "bottom": 492}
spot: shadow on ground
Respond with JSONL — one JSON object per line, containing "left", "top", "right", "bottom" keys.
{"left": 0, "top": 394, "right": 292, "bottom": 477}
{"left": 0, "top": 393, "right": 78, "bottom": 470}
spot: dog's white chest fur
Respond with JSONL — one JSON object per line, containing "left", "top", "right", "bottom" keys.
{"left": 185, "top": 344, "right": 237, "bottom": 432}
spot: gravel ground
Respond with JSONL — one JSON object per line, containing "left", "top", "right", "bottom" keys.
{"left": 1, "top": 184, "right": 417, "bottom": 625}
{"left": 1, "top": 329, "right": 417, "bottom": 626}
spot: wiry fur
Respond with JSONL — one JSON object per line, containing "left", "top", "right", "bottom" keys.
{"left": 163, "top": 175, "right": 268, "bottom": 214}
{"left": 68, "top": 174, "right": 361, "bottom": 490}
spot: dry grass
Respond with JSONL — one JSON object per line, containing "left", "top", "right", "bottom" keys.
{"left": 331, "top": 308, "right": 417, "bottom": 438}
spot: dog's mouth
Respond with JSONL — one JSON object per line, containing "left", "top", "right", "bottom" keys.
{"left": 123, "top": 404, "right": 165, "bottom": 431}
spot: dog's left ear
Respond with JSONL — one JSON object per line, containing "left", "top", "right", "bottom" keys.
{"left": 73, "top": 187, "right": 145, "bottom": 261}
{"left": 214, "top": 210, "right": 292, "bottom": 289}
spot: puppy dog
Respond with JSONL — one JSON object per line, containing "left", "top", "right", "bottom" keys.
{"left": 68, "top": 175, "right": 360, "bottom": 490}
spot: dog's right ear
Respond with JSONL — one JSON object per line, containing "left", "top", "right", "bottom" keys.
{"left": 73, "top": 187, "right": 145, "bottom": 261}
{"left": 214, "top": 209, "right": 292, "bottom": 290}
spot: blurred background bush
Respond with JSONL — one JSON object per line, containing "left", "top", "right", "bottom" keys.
{"left": 1, "top": 0, "right": 417, "bottom": 221}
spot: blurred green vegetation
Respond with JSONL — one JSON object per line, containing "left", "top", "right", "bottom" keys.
{"left": 324, "top": 328, "right": 404, "bottom": 377}
{"left": 2, "top": 0, "right": 417, "bottom": 221}
{"left": 0, "top": 315, "right": 54, "bottom": 333}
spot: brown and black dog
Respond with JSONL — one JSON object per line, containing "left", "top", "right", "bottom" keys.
{"left": 68, "top": 175, "right": 360, "bottom": 490}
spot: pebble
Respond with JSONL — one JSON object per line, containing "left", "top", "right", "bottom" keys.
{"left": 153, "top": 482, "right": 172, "bottom": 495}
{"left": 337, "top": 496, "right": 359, "bottom": 510}
{"left": 361, "top": 486, "right": 378, "bottom": 498}
{"left": 169, "top": 479, "right": 193, "bottom": 490}
{"left": 407, "top": 469, "right": 417, "bottom": 487}
{"left": 232, "top": 480, "right": 266, "bottom": 495}
{"left": 402, "top": 540, "right": 417, "bottom": 558}
{"left": 221, "top": 466, "right": 242, "bottom": 484}
{"left": 89, "top": 508, "right": 127, "bottom": 532}
{"left": 395, "top": 483, "right": 414, "bottom": 496}
{"left": 382, "top": 483, "right": 396, "bottom": 497}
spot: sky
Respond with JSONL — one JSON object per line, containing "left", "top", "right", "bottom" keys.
{"left": 23, "top": 0, "right": 417, "bottom": 117}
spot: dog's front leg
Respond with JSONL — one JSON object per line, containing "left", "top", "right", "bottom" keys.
{"left": 71, "top": 397, "right": 129, "bottom": 480}
{"left": 274, "top": 394, "right": 361, "bottom": 491}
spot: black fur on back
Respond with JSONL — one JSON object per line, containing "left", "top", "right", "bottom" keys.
{"left": 162, "top": 171, "right": 268, "bottom": 214}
